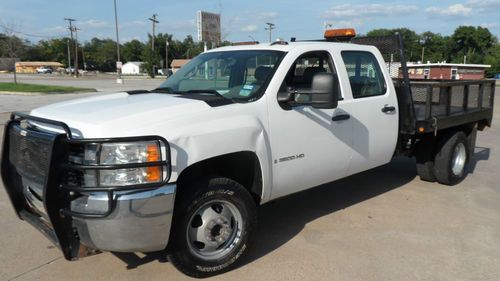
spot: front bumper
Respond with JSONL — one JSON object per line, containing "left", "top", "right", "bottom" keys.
{"left": 1, "top": 112, "right": 175, "bottom": 259}
{"left": 72, "top": 184, "right": 176, "bottom": 252}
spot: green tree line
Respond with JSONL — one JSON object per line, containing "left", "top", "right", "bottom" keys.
{"left": 0, "top": 32, "right": 212, "bottom": 74}
{"left": 1, "top": 26, "right": 499, "bottom": 77}
{"left": 365, "top": 26, "right": 499, "bottom": 76}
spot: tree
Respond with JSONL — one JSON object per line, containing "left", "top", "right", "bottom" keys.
{"left": 153, "top": 33, "right": 173, "bottom": 69}
{"left": 0, "top": 23, "right": 26, "bottom": 83}
{"left": 449, "top": 26, "right": 496, "bottom": 64}
{"left": 484, "top": 44, "right": 500, "bottom": 77}
{"left": 182, "top": 35, "right": 204, "bottom": 59}
{"left": 122, "top": 39, "right": 144, "bottom": 62}
{"left": 24, "top": 43, "right": 44, "bottom": 61}
{"left": 36, "top": 38, "right": 72, "bottom": 66}
{"left": 366, "top": 29, "right": 394, "bottom": 37}
{"left": 84, "top": 38, "right": 118, "bottom": 71}
{"left": 367, "top": 28, "right": 421, "bottom": 61}
{"left": 0, "top": 33, "right": 7, "bottom": 57}
{"left": 141, "top": 43, "right": 160, "bottom": 78}
{"left": 419, "top": 31, "right": 449, "bottom": 63}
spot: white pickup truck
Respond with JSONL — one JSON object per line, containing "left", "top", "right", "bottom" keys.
{"left": 1, "top": 30, "right": 495, "bottom": 277}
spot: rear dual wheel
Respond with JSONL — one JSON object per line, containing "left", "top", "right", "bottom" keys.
{"left": 416, "top": 131, "right": 470, "bottom": 186}
{"left": 415, "top": 136, "right": 437, "bottom": 182}
{"left": 434, "top": 132, "right": 469, "bottom": 185}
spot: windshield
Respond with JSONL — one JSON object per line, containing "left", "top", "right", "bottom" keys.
{"left": 158, "top": 50, "right": 285, "bottom": 102}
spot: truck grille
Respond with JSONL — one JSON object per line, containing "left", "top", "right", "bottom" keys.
{"left": 9, "top": 126, "right": 53, "bottom": 187}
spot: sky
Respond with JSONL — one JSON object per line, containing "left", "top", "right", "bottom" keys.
{"left": 0, "top": 0, "right": 499, "bottom": 44}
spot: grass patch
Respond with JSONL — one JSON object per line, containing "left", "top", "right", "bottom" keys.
{"left": 0, "top": 82, "right": 96, "bottom": 93}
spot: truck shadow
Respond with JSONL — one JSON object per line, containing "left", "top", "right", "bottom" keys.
{"left": 110, "top": 148, "right": 489, "bottom": 271}
{"left": 240, "top": 155, "right": 417, "bottom": 267}
{"left": 241, "top": 147, "right": 491, "bottom": 267}
{"left": 110, "top": 156, "right": 416, "bottom": 270}
{"left": 467, "top": 146, "right": 490, "bottom": 174}
{"left": 112, "top": 252, "right": 169, "bottom": 269}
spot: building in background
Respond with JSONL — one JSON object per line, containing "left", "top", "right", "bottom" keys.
{"left": 0, "top": 58, "right": 20, "bottom": 72}
{"left": 121, "top": 61, "right": 144, "bottom": 75}
{"left": 15, "top": 61, "right": 63, "bottom": 73}
{"left": 406, "top": 63, "right": 490, "bottom": 80}
{"left": 171, "top": 59, "right": 190, "bottom": 73}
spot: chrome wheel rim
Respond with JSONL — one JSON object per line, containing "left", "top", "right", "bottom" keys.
{"left": 186, "top": 200, "right": 243, "bottom": 261}
{"left": 451, "top": 142, "right": 467, "bottom": 176}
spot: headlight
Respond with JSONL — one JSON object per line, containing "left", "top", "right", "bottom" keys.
{"left": 80, "top": 140, "right": 168, "bottom": 187}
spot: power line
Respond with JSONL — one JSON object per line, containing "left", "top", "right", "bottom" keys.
{"left": 0, "top": 23, "right": 65, "bottom": 39}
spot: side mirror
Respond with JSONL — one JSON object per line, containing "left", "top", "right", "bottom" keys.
{"left": 277, "top": 86, "right": 294, "bottom": 102}
{"left": 310, "top": 73, "right": 338, "bottom": 109}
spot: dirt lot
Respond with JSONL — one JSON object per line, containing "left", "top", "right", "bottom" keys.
{"left": 0, "top": 86, "right": 499, "bottom": 281}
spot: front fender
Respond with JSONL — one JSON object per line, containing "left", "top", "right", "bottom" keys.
{"left": 168, "top": 115, "right": 272, "bottom": 203}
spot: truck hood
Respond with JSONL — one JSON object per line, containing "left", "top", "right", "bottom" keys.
{"left": 31, "top": 92, "right": 212, "bottom": 138}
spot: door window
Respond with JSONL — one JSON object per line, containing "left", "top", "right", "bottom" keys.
{"left": 341, "top": 51, "right": 386, "bottom": 98}
{"left": 281, "top": 51, "right": 341, "bottom": 103}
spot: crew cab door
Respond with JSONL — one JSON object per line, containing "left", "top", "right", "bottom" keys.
{"left": 266, "top": 49, "right": 353, "bottom": 199}
{"left": 337, "top": 49, "right": 399, "bottom": 175}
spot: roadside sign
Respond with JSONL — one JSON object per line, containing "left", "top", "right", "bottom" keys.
{"left": 197, "top": 11, "right": 221, "bottom": 43}
{"left": 116, "top": 61, "right": 122, "bottom": 69}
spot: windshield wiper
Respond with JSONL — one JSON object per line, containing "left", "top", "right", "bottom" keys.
{"left": 176, "top": 90, "right": 228, "bottom": 100}
{"left": 153, "top": 86, "right": 175, "bottom": 93}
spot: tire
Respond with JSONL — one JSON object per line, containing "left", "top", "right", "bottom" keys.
{"left": 434, "top": 131, "right": 469, "bottom": 185}
{"left": 467, "top": 126, "right": 477, "bottom": 161}
{"left": 415, "top": 135, "right": 437, "bottom": 182}
{"left": 167, "top": 177, "right": 257, "bottom": 278}
{"left": 416, "top": 160, "right": 436, "bottom": 182}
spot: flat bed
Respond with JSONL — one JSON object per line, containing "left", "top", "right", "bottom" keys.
{"left": 353, "top": 35, "right": 495, "bottom": 150}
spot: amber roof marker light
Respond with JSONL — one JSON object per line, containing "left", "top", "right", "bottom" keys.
{"left": 324, "top": 28, "right": 356, "bottom": 42}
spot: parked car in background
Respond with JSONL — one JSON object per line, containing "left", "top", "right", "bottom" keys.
{"left": 36, "top": 66, "right": 52, "bottom": 74}
{"left": 157, "top": 68, "right": 173, "bottom": 76}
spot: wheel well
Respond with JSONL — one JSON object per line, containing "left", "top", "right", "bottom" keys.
{"left": 176, "top": 151, "right": 263, "bottom": 205}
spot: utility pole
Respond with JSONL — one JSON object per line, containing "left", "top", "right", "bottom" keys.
{"left": 165, "top": 40, "right": 169, "bottom": 78}
{"left": 73, "top": 26, "right": 80, "bottom": 77}
{"left": 265, "top": 22, "right": 275, "bottom": 42}
{"left": 81, "top": 44, "right": 86, "bottom": 71}
{"left": 148, "top": 14, "right": 159, "bottom": 77}
{"left": 114, "top": 0, "right": 123, "bottom": 84}
{"left": 64, "top": 18, "right": 76, "bottom": 75}
{"left": 67, "top": 39, "right": 72, "bottom": 72}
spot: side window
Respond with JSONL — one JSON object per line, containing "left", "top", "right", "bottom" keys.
{"left": 341, "top": 51, "right": 386, "bottom": 98}
{"left": 282, "top": 51, "right": 341, "bottom": 102}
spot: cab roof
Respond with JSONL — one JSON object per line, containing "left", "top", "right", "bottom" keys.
{"left": 206, "top": 41, "right": 372, "bottom": 53}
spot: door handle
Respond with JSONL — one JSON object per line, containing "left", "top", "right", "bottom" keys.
{"left": 332, "top": 114, "right": 350, "bottom": 121}
{"left": 381, "top": 106, "right": 396, "bottom": 113}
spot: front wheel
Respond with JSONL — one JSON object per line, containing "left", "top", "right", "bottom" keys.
{"left": 167, "top": 177, "right": 257, "bottom": 278}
